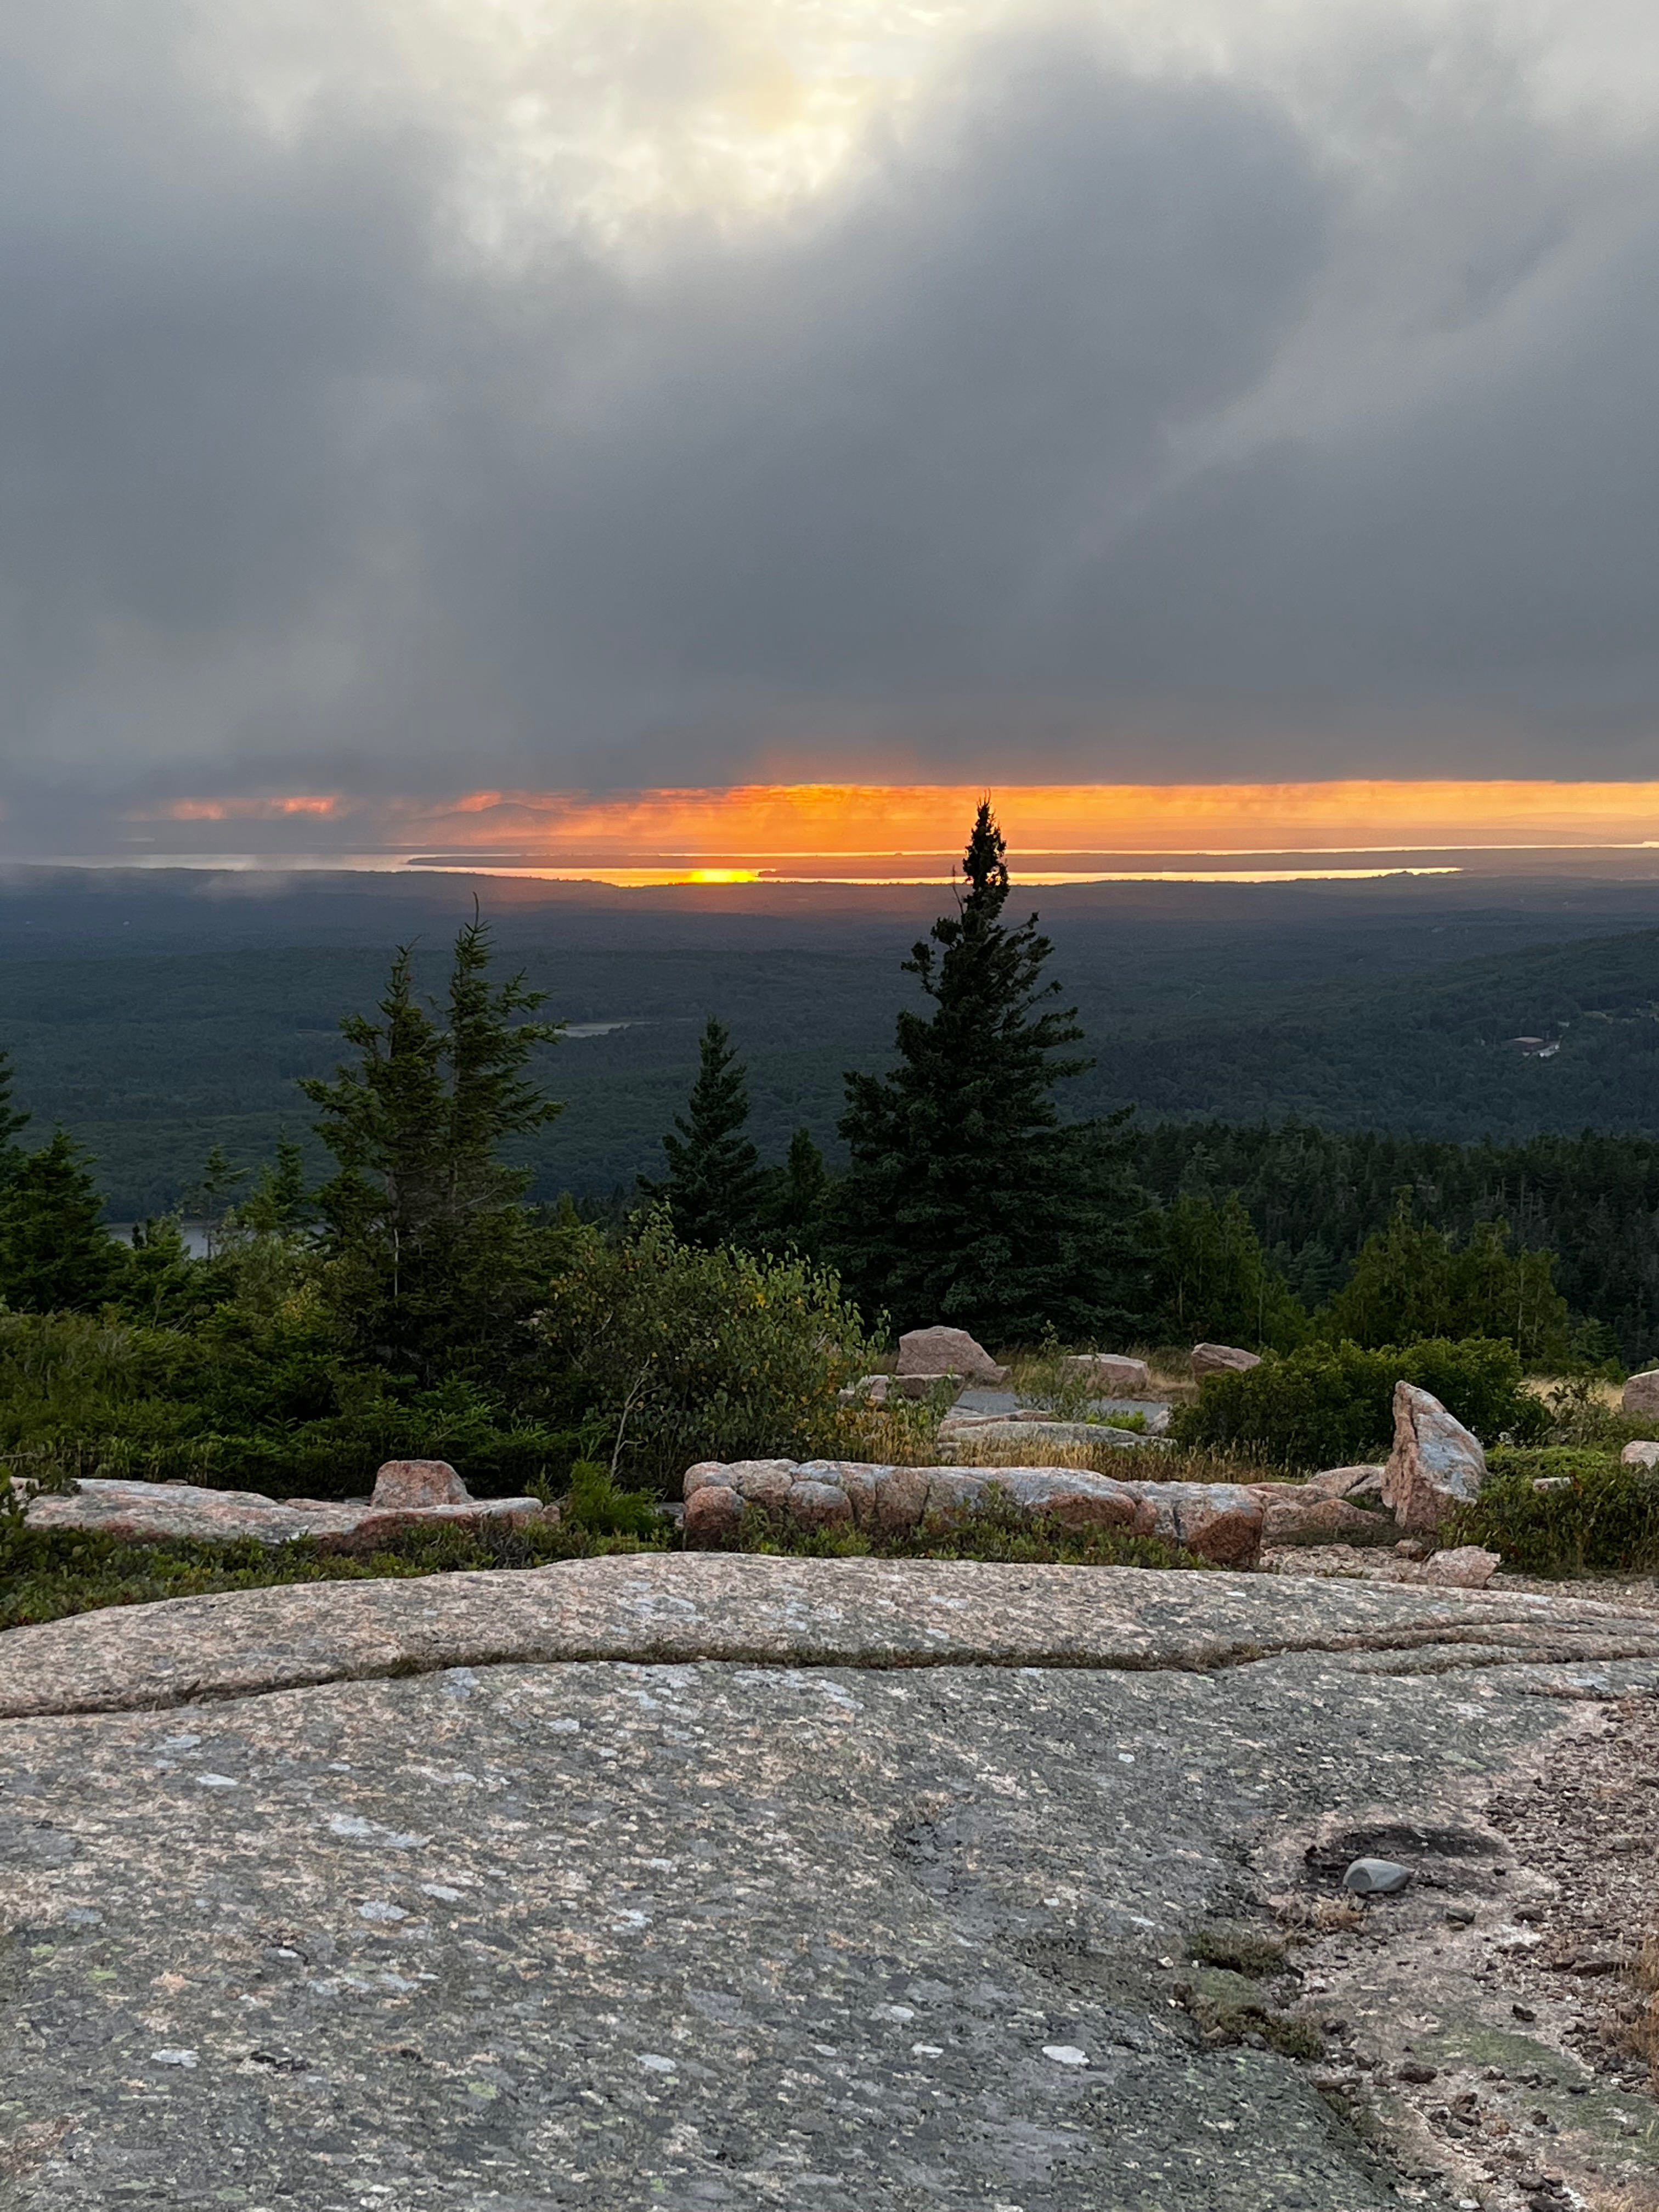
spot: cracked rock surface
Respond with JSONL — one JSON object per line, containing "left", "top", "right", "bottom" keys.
{"left": 1, "top": 1558, "right": 1657, "bottom": 2210}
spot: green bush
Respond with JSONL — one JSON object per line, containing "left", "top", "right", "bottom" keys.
{"left": 560, "top": 1460, "right": 665, "bottom": 1538}
{"left": 1446, "top": 1447, "right": 1659, "bottom": 1576}
{"left": 1168, "top": 1335, "right": 1544, "bottom": 1470}
{"left": 0, "top": 1306, "right": 578, "bottom": 1503}
{"left": 537, "top": 1210, "right": 876, "bottom": 1491}
{"left": 1319, "top": 1209, "right": 1570, "bottom": 1364}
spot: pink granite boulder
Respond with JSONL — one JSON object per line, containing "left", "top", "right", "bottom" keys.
{"left": 1133, "top": 1481, "right": 1266, "bottom": 1567}
{"left": 1060, "top": 1353, "right": 1151, "bottom": 1394}
{"left": 1191, "top": 1343, "right": 1262, "bottom": 1378}
{"left": 1251, "top": 1485, "right": 1397, "bottom": 1547}
{"left": 22, "top": 1476, "right": 550, "bottom": 1552}
{"left": 898, "top": 1327, "right": 1008, "bottom": 1386}
{"left": 1382, "top": 1383, "right": 1486, "bottom": 1533}
{"left": 372, "top": 1459, "right": 469, "bottom": 1507}
{"left": 684, "top": 1482, "right": 745, "bottom": 1546}
{"left": 1421, "top": 1544, "right": 1501, "bottom": 1589}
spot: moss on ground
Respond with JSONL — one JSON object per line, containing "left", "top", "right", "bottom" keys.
{"left": 1186, "top": 1923, "right": 1290, "bottom": 1977}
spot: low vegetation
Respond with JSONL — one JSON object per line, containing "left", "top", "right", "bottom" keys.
{"left": 1446, "top": 1448, "right": 1659, "bottom": 1577}
{"left": 1, "top": 805, "right": 1656, "bottom": 1629}
{"left": 0, "top": 1486, "right": 1211, "bottom": 1630}
{"left": 1169, "top": 1335, "right": 1546, "bottom": 1470}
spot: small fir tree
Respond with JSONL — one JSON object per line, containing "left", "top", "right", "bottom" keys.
{"left": 234, "top": 1136, "right": 312, "bottom": 1235}
{"left": 833, "top": 800, "right": 1144, "bottom": 1342}
{"left": 0, "top": 1130, "right": 125, "bottom": 1312}
{"left": 302, "top": 911, "right": 562, "bottom": 1372}
{"left": 640, "top": 1018, "right": 765, "bottom": 1247}
{"left": 761, "top": 1126, "right": 830, "bottom": 1255}
{"left": 123, "top": 1214, "right": 205, "bottom": 1327}
{"left": 0, "top": 1049, "right": 30, "bottom": 1186}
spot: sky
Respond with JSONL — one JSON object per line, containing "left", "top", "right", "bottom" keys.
{"left": 6, "top": 0, "right": 1659, "bottom": 872}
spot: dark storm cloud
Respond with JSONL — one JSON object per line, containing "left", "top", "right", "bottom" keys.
{"left": 1, "top": 3, "right": 1656, "bottom": 840}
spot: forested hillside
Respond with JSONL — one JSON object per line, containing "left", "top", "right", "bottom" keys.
{"left": 0, "top": 882, "right": 1655, "bottom": 1216}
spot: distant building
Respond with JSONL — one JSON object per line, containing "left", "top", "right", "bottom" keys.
{"left": 1508, "top": 1037, "right": 1560, "bottom": 1059}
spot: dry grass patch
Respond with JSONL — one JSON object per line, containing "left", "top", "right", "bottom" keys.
{"left": 1614, "top": 1927, "right": 1659, "bottom": 2091}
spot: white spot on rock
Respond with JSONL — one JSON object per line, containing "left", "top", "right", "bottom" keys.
{"left": 1043, "top": 2045, "right": 1088, "bottom": 2066}
{"left": 637, "top": 2053, "right": 677, "bottom": 2073}
{"left": 356, "top": 1900, "right": 408, "bottom": 1923}
{"left": 151, "top": 2048, "right": 199, "bottom": 2068}
{"left": 420, "top": 1883, "right": 464, "bottom": 1903}
{"left": 911, "top": 2042, "right": 944, "bottom": 2057}
{"left": 194, "top": 1774, "right": 239, "bottom": 1788}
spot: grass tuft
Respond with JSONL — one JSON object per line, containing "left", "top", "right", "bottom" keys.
{"left": 1187, "top": 1923, "right": 1289, "bottom": 1977}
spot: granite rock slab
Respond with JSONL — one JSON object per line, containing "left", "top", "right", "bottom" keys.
{"left": 4, "top": 1561, "right": 1659, "bottom": 2209}
{"left": 6, "top": 1552, "right": 1659, "bottom": 1723}
{"left": 681, "top": 1458, "right": 1402, "bottom": 1564}
{"left": 19, "top": 1476, "right": 551, "bottom": 1553}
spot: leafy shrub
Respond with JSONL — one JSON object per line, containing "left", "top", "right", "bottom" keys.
{"left": 0, "top": 1307, "right": 577, "bottom": 1502}
{"left": 1539, "top": 1374, "right": 1650, "bottom": 1452}
{"left": 537, "top": 1211, "right": 876, "bottom": 1491}
{"left": 560, "top": 1460, "right": 665, "bottom": 1537}
{"left": 1319, "top": 1209, "right": 1570, "bottom": 1364}
{"left": 1169, "top": 1335, "right": 1544, "bottom": 1470}
{"left": 1447, "top": 1447, "right": 1659, "bottom": 1576}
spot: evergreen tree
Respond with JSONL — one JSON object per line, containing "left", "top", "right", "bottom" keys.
{"left": 760, "top": 1127, "right": 830, "bottom": 1255}
{"left": 302, "top": 911, "right": 562, "bottom": 1370}
{"left": 123, "top": 1214, "right": 206, "bottom": 1327}
{"left": 0, "top": 1049, "right": 30, "bottom": 1188}
{"left": 189, "top": 1143, "right": 250, "bottom": 1259}
{"left": 0, "top": 1131, "right": 124, "bottom": 1312}
{"left": 833, "top": 800, "right": 1144, "bottom": 1342}
{"left": 234, "top": 1136, "right": 312, "bottom": 1236}
{"left": 640, "top": 1018, "right": 765, "bottom": 1247}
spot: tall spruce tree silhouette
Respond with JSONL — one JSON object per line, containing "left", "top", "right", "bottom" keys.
{"left": 834, "top": 800, "right": 1142, "bottom": 1342}
{"left": 642, "top": 1018, "right": 765, "bottom": 1247}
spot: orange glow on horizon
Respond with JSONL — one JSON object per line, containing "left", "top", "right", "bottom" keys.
{"left": 390, "top": 779, "right": 1659, "bottom": 859}
{"left": 129, "top": 779, "right": 1659, "bottom": 878}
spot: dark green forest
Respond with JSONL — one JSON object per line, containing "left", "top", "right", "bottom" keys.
{"left": 3, "top": 840, "right": 1659, "bottom": 1587}
{"left": 3, "top": 869, "right": 1659, "bottom": 1221}
{"left": 1, "top": 861, "right": 1658, "bottom": 1353}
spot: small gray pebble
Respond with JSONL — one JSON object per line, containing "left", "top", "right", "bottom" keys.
{"left": 1343, "top": 1857, "right": 1412, "bottom": 1895}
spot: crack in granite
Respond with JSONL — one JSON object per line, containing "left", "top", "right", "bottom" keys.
{"left": 3, "top": 1554, "right": 1657, "bottom": 1720}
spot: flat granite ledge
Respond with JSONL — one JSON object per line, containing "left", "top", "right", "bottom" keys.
{"left": 3, "top": 1553, "right": 1659, "bottom": 1720}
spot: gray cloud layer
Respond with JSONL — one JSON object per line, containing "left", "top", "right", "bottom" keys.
{"left": 3, "top": 2, "right": 1657, "bottom": 842}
